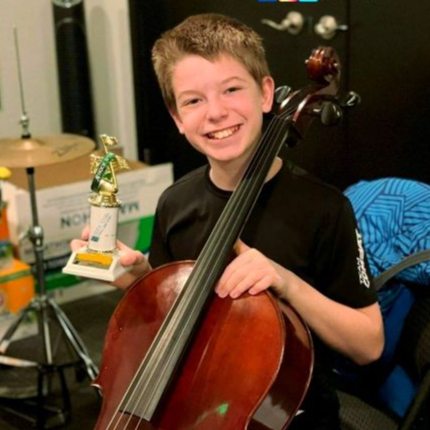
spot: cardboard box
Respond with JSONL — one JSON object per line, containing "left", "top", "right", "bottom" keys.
{"left": 2, "top": 155, "right": 173, "bottom": 288}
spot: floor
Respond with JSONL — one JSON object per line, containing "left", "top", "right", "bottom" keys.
{"left": 0, "top": 288, "right": 123, "bottom": 429}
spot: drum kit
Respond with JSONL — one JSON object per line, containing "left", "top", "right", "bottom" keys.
{"left": 0, "top": 132, "right": 99, "bottom": 427}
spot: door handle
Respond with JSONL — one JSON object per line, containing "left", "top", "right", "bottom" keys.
{"left": 261, "top": 11, "right": 304, "bottom": 35}
{"left": 314, "top": 15, "right": 348, "bottom": 40}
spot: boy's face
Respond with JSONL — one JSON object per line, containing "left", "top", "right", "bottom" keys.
{"left": 170, "top": 54, "right": 274, "bottom": 168}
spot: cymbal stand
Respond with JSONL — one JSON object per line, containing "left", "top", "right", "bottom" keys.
{"left": 0, "top": 167, "right": 99, "bottom": 427}
{"left": 0, "top": 28, "right": 98, "bottom": 428}
{"left": 0, "top": 166, "right": 98, "bottom": 374}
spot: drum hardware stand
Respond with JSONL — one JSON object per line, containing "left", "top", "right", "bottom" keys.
{"left": 0, "top": 28, "right": 98, "bottom": 429}
{"left": 0, "top": 166, "right": 100, "bottom": 381}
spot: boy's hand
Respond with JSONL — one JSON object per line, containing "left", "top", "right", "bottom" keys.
{"left": 70, "top": 226, "right": 150, "bottom": 290}
{"left": 215, "top": 239, "right": 297, "bottom": 300}
{"left": 112, "top": 245, "right": 150, "bottom": 290}
{"left": 70, "top": 225, "right": 91, "bottom": 252}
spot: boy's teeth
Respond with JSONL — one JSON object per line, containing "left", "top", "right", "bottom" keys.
{"left": 208, "top": 126, "right": 238, "bottom": 139}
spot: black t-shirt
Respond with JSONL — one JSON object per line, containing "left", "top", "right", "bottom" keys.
{"left": 149, "top": 160, "right": 377, "bottom": 429}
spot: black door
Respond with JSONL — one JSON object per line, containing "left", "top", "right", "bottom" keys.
{"left": 129, "top": 0, "right": 430, "bottom": 189}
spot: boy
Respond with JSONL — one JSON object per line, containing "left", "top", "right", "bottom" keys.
{"left": 73, "top": 13, "right": 383, "bottom": 429}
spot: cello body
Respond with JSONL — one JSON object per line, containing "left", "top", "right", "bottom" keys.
{"left": 94, "top": 262, "right": 313, "bottom": 429}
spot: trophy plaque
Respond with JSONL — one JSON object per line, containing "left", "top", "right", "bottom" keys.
{"left": 63, "top": 135, "right": 130, "bottom": 281}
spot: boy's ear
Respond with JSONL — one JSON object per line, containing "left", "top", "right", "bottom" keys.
{"left": 169, "top": 109, "right": 185, "bottom": 134}
{"left": 261, "top": 76, "right": 275, "bottom": 113}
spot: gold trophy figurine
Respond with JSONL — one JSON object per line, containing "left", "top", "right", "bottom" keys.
{"left": 63, "top": 135, "right": 130, "bottom": 281}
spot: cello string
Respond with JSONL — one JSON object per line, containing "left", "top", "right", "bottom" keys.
{"left": 192, "top": 98, "right": 300, "bottom": 272}
{"left": 172, "top": 89, "right": 313, "bottom": 375}
{"left": 109, "top": 113, "right": 292, "bottom": 428}
{"left": 107, "top": 95, "right": 303, "bottom": 428}
{"left": 160, "top": 101, "right": 298, "bottom": 330}
{"left": 126, "top": 101, "right": 298, "bottom": 424}
{"left": 186, "top": 114, "right": 293, "bottom": 310}
{"left": 184, "top": 86, "right": 328, "bottom": 353}
{"left": 136, "top": 97, "right": 298, "bottom": 414}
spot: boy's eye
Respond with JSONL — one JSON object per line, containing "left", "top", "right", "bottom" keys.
{"left": 226, "top": 86, "right": 241, "bottom": 93}
{"left": 183, "top": 98, "right": 201, "bottom": 106}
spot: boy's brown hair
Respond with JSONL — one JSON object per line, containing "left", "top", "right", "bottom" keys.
{"left": 151, "top": 13, "right": 271, "bottom": 113}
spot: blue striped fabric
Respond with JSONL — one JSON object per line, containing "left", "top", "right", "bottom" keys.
{"left": 345, "top": 178, "right": 430, "bottom": 311}
{"left": 343, "top": 178, "right": 430, "bottom": 417}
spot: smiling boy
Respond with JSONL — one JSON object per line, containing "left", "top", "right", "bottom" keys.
{"left": 73, "top": 13, "right": 383, "bottom": 429}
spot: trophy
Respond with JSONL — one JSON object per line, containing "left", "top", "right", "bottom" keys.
{"left": 63, "top": 134, "right": 130, "bottom": 281}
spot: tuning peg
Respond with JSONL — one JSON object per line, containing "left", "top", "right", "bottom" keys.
{"left": 274, "top": 85, "right": 292, "bottom": 105}
{"left": 313, "top": 91, "right": 360, "bottom": 126}
{"left": 311, "top": 101, "right": 342, "bottom": 126}
{"left": 320, "top": 102, "right": 343, "bottom": 126}
{"left": 340, "top": 91, "right": 361, "bottom": 108}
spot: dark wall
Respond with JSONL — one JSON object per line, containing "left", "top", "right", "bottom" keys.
{"left": 347, "top": 2, "right": 430, "bottom": 186}
{"left": 129, "top": 0, "right": 430, "bottom": 190}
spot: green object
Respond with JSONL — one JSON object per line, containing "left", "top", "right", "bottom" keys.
{"left": 91, "top": 152, "right": 116, "bottom": 192}
{"left": 217, "top": 403, "right": 229, "bottom": 416}
{"left": 132, "top": 216, "right": 155, "bottom": 254}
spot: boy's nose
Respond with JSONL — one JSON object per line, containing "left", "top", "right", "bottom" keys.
{"left": 206, "top": 97, "right": 228, "bottom": 120}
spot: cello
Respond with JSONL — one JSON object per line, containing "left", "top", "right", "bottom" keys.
{"left": 94, "top": 47, "right": 350, "bottom": 430}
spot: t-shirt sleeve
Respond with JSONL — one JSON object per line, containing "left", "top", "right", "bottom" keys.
{"left": 313, "top": 196, "right": 377, "bottom": 308}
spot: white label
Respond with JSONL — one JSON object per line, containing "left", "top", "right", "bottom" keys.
{"left": 89, "top": 206, "right": 119, "bottom": 252}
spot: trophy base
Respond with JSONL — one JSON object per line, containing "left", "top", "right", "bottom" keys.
{"left": 62, "top": 247, "right": 129, "bottom": 282}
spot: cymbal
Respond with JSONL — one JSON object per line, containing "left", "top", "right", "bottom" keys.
{"left": 0, "top": 134, "right": 95, "bottom": 168}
